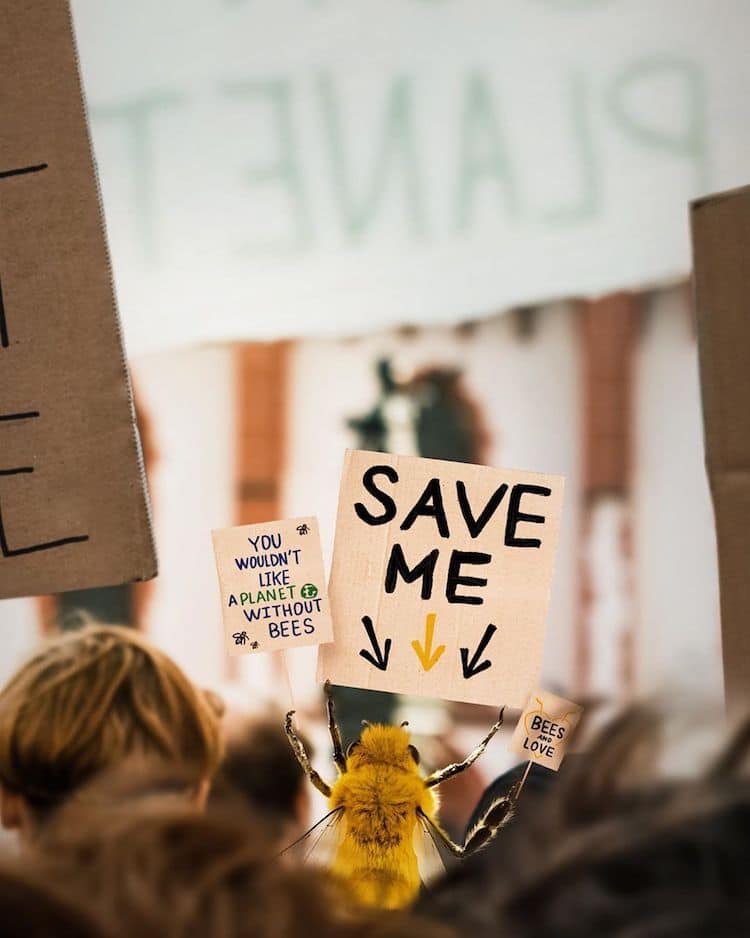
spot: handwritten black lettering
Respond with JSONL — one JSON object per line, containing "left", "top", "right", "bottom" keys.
{"left": 0, "top": 162, "right": 47, "bottom": 347}
{"left": 354, "top": 464, "right": 399, "bottom": 525}
{"left": 0, "top": 500, "right": 89, "bottom": 557}
{"left": 0, "top": 410, "right": 88, "bottom": 556}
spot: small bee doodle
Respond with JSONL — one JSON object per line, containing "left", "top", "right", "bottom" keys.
{"left": 296, "top": 523, "right": 310, "bottom": 535}
{"left": 232, "top": 631, "right": 249, "bottom": 646}
{"left": 284, "top": 681, "right": 517, "bottom": 909}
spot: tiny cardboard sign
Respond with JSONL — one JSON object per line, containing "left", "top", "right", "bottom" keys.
{"left": 0, "top": 0, "right": 156, "bottom": 598}
{"left": 212, "top": 517, "right": 333, "bottom": 655}
{"left": 509, "top": 689, "right": 583, "bottom": 771}
{"left": 317, "top": 450, "right": 564, "bottom": 707}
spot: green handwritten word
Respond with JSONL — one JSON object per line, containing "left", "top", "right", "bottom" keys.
{"left": 228, "top": 586, "right": 298, "bottom": 605}
{"left": 92, "top": 92, "right": 184, "bottom": 263}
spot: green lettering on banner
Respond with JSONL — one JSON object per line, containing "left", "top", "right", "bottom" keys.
{"left": 316, "top": 73, "right": 426, "bottom": 240}
{"left": 541, "top": 71, "right": 600, "bottom": 224}
{"left": 455, "top": 72, "right": 519, "bottom": 230}
{"left": 532, "top": 0, "right": 611, "bottom": 8}
{"left": 607, "top": 55, "right": 708, "bottom": 192}
{"left": 92, "top": 92, "right": 184, "bottom": 263}
{"left": 223, "top": 78, "right": 312, "bottom": 251}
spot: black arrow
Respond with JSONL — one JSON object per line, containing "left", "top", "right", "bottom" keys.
{"left": 359, "top": 615, "right": 392, "bottom": 671}
{"left": 460, "top": 624, "right": 498, "bottom": 679}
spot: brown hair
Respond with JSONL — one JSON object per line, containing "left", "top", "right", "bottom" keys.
{"left": 34, "top": 802, "right": 451, "bottom": 938}
{"left": 0, "top": 624, "right": 223, "bottom": 813}
{"left": 418, "top": 708, "right": 750, "bottom": 937}
{"left": 0, "top": 860, "right": 111, "bottom": 937}
{"left": 215, "top": 716, "right": 310, "bottom": 822}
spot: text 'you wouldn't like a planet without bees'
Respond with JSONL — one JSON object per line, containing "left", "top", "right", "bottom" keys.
{"left": 212, "top": 517, "right": 334, "bottom": 655}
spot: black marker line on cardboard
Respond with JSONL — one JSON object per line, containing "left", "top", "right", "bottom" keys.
{"left": 0, "top": 498, "right": 89, "bottom": 556}
{"left": 0, "top": 162, "right": 48, "bottom": 346}
{"left": 0, "top": 163, "right": 48, "bottom": 180}
{"left": 0, "top": 279, "right": 8, "bottom": 348}
{"left": 0, "top": 412, "right": 40, "bottom": 422}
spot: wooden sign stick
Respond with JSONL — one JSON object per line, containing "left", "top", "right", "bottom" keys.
{"left": 513, "top": 760, "right": 534, "bottom": 800}
{"left": 277, "top": 648, "right": 296, "bottom": 711}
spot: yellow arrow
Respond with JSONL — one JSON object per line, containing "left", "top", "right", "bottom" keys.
{"left": 411, "top": 612, "right": 446, "bottom": 671}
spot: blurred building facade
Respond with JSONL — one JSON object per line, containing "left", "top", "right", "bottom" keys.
{"left": 0, "top": 284, "right": 722, "bottom": 711}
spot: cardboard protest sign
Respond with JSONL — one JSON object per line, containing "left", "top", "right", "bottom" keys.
{"left": 213, "top": 517, "right": 333, "bottom": 655}
{"left": 0, "top": 0, "right": 156, "bottom": 599}
{"left": 318, "top": 450, "right": 564, "bottom": 707}
{"left": 509, "top": 689, "right": 582, "bottom": 771}
{"left": 691, "top": 184, "right": 750, "bottom": 713}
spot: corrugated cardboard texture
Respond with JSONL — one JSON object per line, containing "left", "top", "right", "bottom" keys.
{"left": 691, "top": 184, "right": 750, "bottom": 712}
{"left": 318, "top": 450, "right": 564, "bottom": 708}
{"left": 212, "top": 517, "right": 333, "bottom": 655}
{"left": 509, "top": 688, "right": 582, "bottom": 771}
{"left": 0, "top": 0, "right": 156, "bottom": 599}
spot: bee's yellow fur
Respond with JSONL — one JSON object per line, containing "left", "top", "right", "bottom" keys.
{"left": 286, "top": 694, "right": 508, "bottom": 910}
{"left": 328, "top": 724, "right": 436, "bottom": 910}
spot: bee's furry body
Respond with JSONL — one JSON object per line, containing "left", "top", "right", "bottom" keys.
{"left": 328, "top": 725, "right": 436, "bottom": 908}
{"left": 285, "top": 684, "right": 512, "bottom": 910}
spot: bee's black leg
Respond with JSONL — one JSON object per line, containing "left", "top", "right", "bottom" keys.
{"left": 418, "top": 794, "right": 515, "bottom": 858}
{"left": 424, "top": 707, "right": 505, "bottom": 789}
{"left": 324, "top": 680, "right": 347, "bottom": 773}
{"left": 418, "top": 809, "right": 466, "bottom": 858}
{"left": 285, "top": 710, "right": 332, "bottom": 797}
{"left": 460, "top": 793, "right": 516, "bottom": 855}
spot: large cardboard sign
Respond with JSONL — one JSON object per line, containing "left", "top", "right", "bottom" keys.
{"left": 318, "top": 451, "right": 564, "bottom": 707}
{"left": 691, "top": 183, "right": 750, "bottom": 713}
{"left": 0, "top": 0, "right": 156, "bottom": 599}
{"left": 509, "top": 689, "right": 582, "bottom": 771}
{"left": 213, "top": 517, "right": 333, "bottom": 655}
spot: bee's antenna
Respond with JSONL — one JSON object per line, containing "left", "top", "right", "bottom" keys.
{"left": 401, "top": 721, "right": 409, "bottom": 728}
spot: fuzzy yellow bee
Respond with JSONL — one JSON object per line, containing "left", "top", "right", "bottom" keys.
{"left": 284, "top": 681, "right": 516, "bottom": 910}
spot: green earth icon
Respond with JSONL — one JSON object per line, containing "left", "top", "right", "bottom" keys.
{"left": 300, "top": 583, "right": 318, "bottom": 599}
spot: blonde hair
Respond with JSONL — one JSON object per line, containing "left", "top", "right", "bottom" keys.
{"left": 0, "top": 624, "right": 223, "bottom": 811}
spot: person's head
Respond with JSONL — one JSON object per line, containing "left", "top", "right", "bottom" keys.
{"left": 418, "top": 708, "right": 750, "bottom": 938}
{"left": 0, "top": 623, "right": 223, "bottom": 839}
{"left": 214, "top": 716, "right": 312, "bottom": 841}
{"left": 33, "top": 803, "right": 449, "bottom": 938}
{"left": 0, "top": 861, "right": 111, "bottom": 938}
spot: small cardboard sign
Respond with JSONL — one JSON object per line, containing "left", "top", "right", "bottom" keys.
{"left": 509, "top": 689, "right": 582, "bottom": 771}
{"left": 317, "top": 450, "right": 564, "bottom": 707}
{"left": 0, "top": 0, "right": 156, "bottom": 599}
{"left": 212, "top": 517, "right": 333, "bottom": 655}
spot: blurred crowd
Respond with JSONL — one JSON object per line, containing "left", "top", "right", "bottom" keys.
{"left": 0, "top": 623, "right": 747, "bottom": 937}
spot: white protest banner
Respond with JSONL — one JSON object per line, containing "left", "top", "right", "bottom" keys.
{"left": 71, "top": 0, "right": 750, "bottom": 353}
{"left": 318, "top": 450, "right": 564, "bottom": 707}
{"left": 509, "top": 689, "right": 583, "bottom": 771}
{"left": 212, "top": 517, "right": 333, "bottom": 655}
